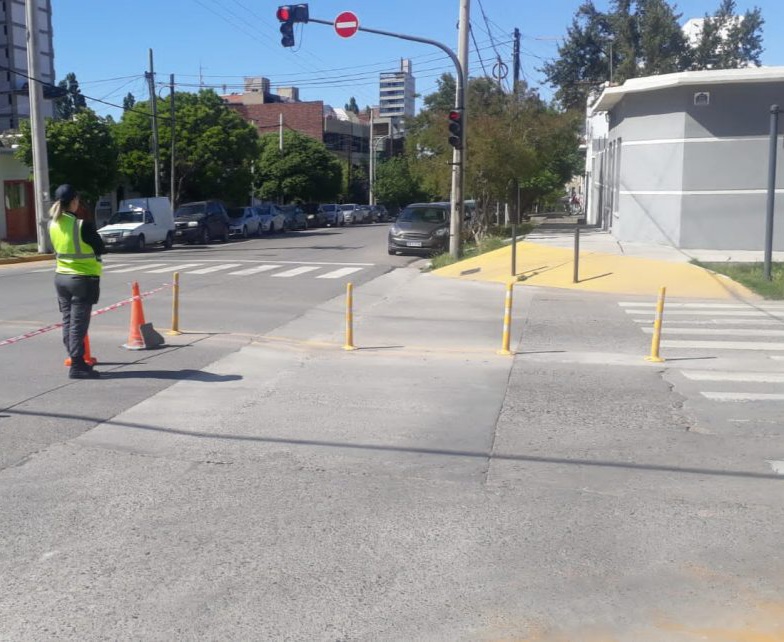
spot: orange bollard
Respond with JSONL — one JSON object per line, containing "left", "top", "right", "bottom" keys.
{"left": 65, "top": 334, "right": 98, "bottom": 367}
{"left": 122, "top": 281, "right": 147, "bottom": 350}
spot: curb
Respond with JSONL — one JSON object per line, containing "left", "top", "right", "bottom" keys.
{"left": 0, "top": 253, "right": 54, "bottom": 265}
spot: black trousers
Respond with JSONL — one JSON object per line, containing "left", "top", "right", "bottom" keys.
{"left": 54, "top": 274, "right": 100, "bottom": 363}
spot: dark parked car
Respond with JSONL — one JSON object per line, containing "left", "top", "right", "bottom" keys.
{"left": 281, "top": 205, "right": 308, "bottom": 231}
{"left": 302, "top": 202, "right": 326, "bottom": 228}
{"left": 387, "top": 202, "right": 450, "bottom": 255}
{"left": 319, "top": 204, "right": 344, "bottom": 227}
{"left": 174, "top": 200, "right": 231, "bottom": 244}
{"left": 370, "top": 205, "right": 389, "bottom": 223}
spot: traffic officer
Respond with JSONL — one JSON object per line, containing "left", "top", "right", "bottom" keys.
{"left": 49, "top": 184, "right": 105, "bottom": 379}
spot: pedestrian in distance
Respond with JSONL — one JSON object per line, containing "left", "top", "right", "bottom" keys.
{"left": 48, "top": 184, "right": 105, "bottom": 379}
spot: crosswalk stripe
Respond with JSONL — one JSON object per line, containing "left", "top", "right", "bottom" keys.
{"left": 228, "top": 265, "right": 282, "bottom": 276}
{"left": 683, "top": 371, "right": 784, "bottom": 383}
{"left": 99, "top": 264, "right": 133, "bottom": 271}
{"left": 272, "top": 266, "right": 321, "bottom": 278}
{"left": 643, "top": 327, "right": 784, "bottom": 337}
{"left": 701, "top": 392, "right": 784, "bottom": 402}
{"left": 773, "top": 356, "right": 784, "bottom": 361}
{"left": 620, "top": 302, "right": 784, "bottom": 309}
{"left": 108, "top": 263, "right": 168, "bottom": 273}
{"left": 147, "top": 263, "right": 203, "bottom": 273}
{"left": 187, "top": 263, "right": 243, "bottom": 275}
{"left": 625, "top": 310, "right": 779, "bottom": 317}
{"left": 661, "top": 340, "right": 784, "bottom": 351}
{"left": 316, "top": 267, "right": 363, "bottom": 279}
{"left": 633, "top": 318, "right": 784, "bottom": 326}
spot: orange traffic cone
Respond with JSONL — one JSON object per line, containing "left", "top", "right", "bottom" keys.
{"left": 122, "top": 281, "right": 147, "bottom": 350}
{"left": 64, "top": 334, "right": 98, "bottom": 367}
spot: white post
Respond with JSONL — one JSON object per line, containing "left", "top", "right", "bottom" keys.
{"left": 449, "top": 0, "right": 470, "bottom": 259}
{"left": 279, "top": 113, "right": 284, "bottom": 151}
{"left": 369, "top": 109, "right": 375, "bottom": 206}
{"left": 25, "top": 0, "right": 51, "bottom": 253}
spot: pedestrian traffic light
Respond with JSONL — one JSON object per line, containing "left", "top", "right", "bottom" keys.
{"left": 276, "top": 4, "right": 309, "bottom": 48}
{"left": 448, "top": 109, "right": 463, "bottom": 150}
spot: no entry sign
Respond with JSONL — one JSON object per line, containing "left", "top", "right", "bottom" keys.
{"left": 334, "top": 11, "right": 359, "bottom": 38}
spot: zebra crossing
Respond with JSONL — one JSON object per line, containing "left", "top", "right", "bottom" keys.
{"left": 620, "top": 300, "right": 784, "bottom": 404}
{"left": 33, "top": 261, "right": 368, "bottom": 280}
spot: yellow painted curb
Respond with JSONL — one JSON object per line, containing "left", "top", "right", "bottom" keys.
{"left": 434, "top": 241, "right": 758, "bottom": 300}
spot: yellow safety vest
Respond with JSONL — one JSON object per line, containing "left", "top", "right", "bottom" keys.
{"left": 49, "top": 213, "right": 102, "bottom": 276}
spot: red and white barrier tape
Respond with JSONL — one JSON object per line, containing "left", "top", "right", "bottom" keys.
{"left": 0, "top": 283, "right": 172, "bottom": 348}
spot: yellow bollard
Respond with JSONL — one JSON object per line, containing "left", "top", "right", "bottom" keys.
{"left": 343, "top": 282, "right": 357, "bottom": 351}
{"left": 497, "top": 282, "right": 514, "bottom": 356}
{"left": 645, "top": 286, "right": 667, "bottom": 362}
{"left": 166, "top": 272, "right": 182, "bottom": 336}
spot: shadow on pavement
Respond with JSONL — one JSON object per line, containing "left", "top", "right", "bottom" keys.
{"left": 99, "top": 370, "right": 242, "bottom": 382}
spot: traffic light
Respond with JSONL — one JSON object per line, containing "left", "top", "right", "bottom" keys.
{"left": 448, "top": 109, "right": 463, "bottom": 150}
{"left": 276, "top": 4, "right": 309, "bottom": 48}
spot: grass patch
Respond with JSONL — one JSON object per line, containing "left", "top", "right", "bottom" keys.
{"left": 0, "top": 242, "right": 38, "bottom": 259}
{"left": 428, "top": 235, "right": 509, "bottom": 271}
{"left": 693, "top": 261, "right": 784, "bottom": 299}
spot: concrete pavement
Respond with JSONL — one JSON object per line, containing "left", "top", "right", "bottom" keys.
{"left": 435, "top": 227, "right": 764, "bottom": 299}
{"left": 2, "top": 255, "right": 784, "bottom": 640}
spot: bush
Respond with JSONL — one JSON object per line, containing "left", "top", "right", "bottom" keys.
{"left": 0, "top": 242, "right": 38, "bottom": 258}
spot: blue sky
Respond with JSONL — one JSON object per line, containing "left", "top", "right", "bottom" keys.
{"left": 52, "top": 0, "right": 784, "bottom": 119}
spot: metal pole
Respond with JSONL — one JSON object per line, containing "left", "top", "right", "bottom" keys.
{"left": 343, "top": 282, "right": 357, "bottom": 351}
{"left": 573, "top": 226, "right": 580, "bottom": 283}
{"left": 497, "top": 283, "right": 514, "bottom": 356}
{"left": 169, "top": 74, "right": 176, "bottom": 209}
{"left": 512, "top": 27, "right": 521, "bottom": 94}
{"left": 369, "top": 108, "right": 375, "bottom": 206}
{"left": 449, "top": 0, "right": 470, "bottom": 260}
{"left": 645, "top": 286, "right": 667, "bottom": 363}
{"left": 764, "top": 105, "right": 779, "bottom": 282}
{"left": 167, "top": 272, "right": 181, "bottom": 336}
{"left": 511, "top": 224, "right": 517, "bottom": 277}
{"left": 279, "top": 113, "right": 284, "bottom": 152}
{"left": 148, "top": 49, "right": 160, "bottom": 197}
{"left": 25, "top": 0, "right": 51, "bottom": 254}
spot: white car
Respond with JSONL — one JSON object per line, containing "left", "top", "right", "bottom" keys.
{"left": 341, "top": 203, "right": 359, "bottom": 224}
{"left": 99, "top": 197, "right": 174, "bottom": 251}
{"left": 254, "top": 204, "right": 286, "bottom": 234}
{"left": 227, "top": 206, "right": 261, "bottom": 238}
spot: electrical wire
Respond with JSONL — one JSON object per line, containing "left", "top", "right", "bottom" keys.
{"left": 469, "top": 24, "right": 491, "bottom": 77}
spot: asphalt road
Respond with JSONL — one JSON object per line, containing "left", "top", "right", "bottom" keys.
{"left": 0, "top": 222, "right": 416, "bottom": 469}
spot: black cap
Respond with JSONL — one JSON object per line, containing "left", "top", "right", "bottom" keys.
{"left": 54, "top": 184, "right": 78, "bottom": 204}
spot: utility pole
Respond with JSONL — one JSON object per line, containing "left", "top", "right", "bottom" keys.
{"left": 449, "top": 0, "right": 470, "bottom": 258}
{"left": 169, "top": 73, "right": 176, "bottom": 210}
{"left": 512, "top": 27, "right": 521, "bottom": 94}
{"left": 279, "top": 113, "right": 284, "bottom": 151}
{"left": 146, "top": 49, "right": 161, "bottom": 197}
{"left": 25, "top": 0, "right": 51, "bottom": 253}
{"left": 369, "top": 108, "right": 375, "bottom": 206}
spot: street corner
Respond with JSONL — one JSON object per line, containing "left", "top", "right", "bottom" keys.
{"left": 433, "top": 241, "right": 760, "bottom": 300}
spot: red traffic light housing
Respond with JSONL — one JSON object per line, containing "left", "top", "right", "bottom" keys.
{"left": 448, "top": 110, "right": 463, "bottom": 150}
{"left": 276, "top": 4, "right": 309, "bottom": 48}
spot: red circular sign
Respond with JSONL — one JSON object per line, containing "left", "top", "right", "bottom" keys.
{"left": 334, "top": 11, "right": 359, "bottom": 38}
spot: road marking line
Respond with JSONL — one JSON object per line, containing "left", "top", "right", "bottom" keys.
{"left": 625, "top": 310, "right": 779, "bottom": 317}
{"left": 228, "top": 265, "right": 282, "bottom": 276}
{"left": 702, "top": 392, "right": 784, "bottom": 401}
{"left": 642, "top": 327, "right": 784, "bottom": 337}
{"left": 683, "top": 371, "right": 784, "bottom": 383}
{"left": 316, "top": 267, "right": 364, "bottom": 279}
{"left": 661, "top": 339, "right": 784, "bottom": 351}
{"left": 272, "top": 266, "right": 321, "bottom": 278}
{"left": 187, "top": 263, "right": 243, "bottom": 275}
{"left": 108, "top": 263, "right": 168, "bottom": 273}
{"left": 620, "top": 302, "right": 784, "bottom": 309}
{"left": 138, "top": 258, "right": 376, "bottom": 267}
{"left": 773, "top": 356, "right": 784, "bottom": 361}
{"left": 98, "top": 264, "right": 133, "bottom": 271}
{"left": 147, "top": 263, "right": 202, "bottom": 273}
{"left": 633, "top": 318, "right": 784, "bottom": 326}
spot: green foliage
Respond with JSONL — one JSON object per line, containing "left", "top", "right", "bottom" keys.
{"left": 122, "top": 92, "right": 136, "bottom": 112}
{"left": 344, "top": 96, "right": 359, "bottom": 114}
{"left": 693, "top": 261, "right": 784, "bottom": 299}
{"left": 543, "top": 0, "right": 765, "bottom": 110}
{"left": 255, "top": 130, "right": 342, "bottom": 203}
{"left": 114, "top": 89, "right": 260, "bottom": 205}
{"left": 0, "top": 242, "right": 38, "bottom": 258}
{"left": 373, "top": 156, "right": 426, "bottom": 208}
{"left": 54, "top": 72, "right": 87, "bottom": 120}
{"left": 16, "top": 109, "right": 118, "bottom": 205}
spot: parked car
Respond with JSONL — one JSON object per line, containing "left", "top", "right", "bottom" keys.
{"left": 281, "top": 205, "right": 308, "bottom": 231}
{"left": 301, "top": 202, "right": 326, "bottom": 228}
{"left": 253, "top": 203, "right": 286, "bottom": 234}
{"left": 340, "top": 203, "right": 359, "bottom": 224}
{"left": 173, "top": 200, "right": 231, "bottom": 244}
{"left": 355, "top": 205, "right": 373, "bottom": 224}
{"left": 227, "top": 206, "right": 261, "bottom": 238}
{"left": 371, "top": 205, "right": 390, "bottom": 223}
{"left": 99, "top": 197, "right": 174, "bottom": 251}
{"left": 387, "top": 202, "right": 450, "bottom": 255}
{"left": 318, "top": 204, "right": 344, "bottom": 227}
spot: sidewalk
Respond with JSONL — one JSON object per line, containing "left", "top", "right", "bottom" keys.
{"left": 434, "top": 227, "right": 767, "bottom": 300}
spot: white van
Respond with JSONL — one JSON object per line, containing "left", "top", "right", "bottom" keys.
{"left": 98, "top": 197, "right": 174, "bottom": 251}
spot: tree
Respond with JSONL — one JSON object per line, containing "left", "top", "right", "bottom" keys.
{"left": 344, "top": 96, "right": 359, "bottom": 114}
{"left": 114, "top": 89, "right": 260, "bottom": 205}
{"left": 122, "top": 92, "right": 136, "bottom": 112}
{"left": 54, "top": 72, "right": 87, "bottom": 120}
{"left": 543, "top": 0, "right": 764, "bottom": 110}
{"left": 373, "top": 156, "right": 426, "bottom": 208}
{"left": 255, "top": 130, "right": 342, "bottom": 203}
{"left": 16, "top": 109, "right": 118, "bottom": 206}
